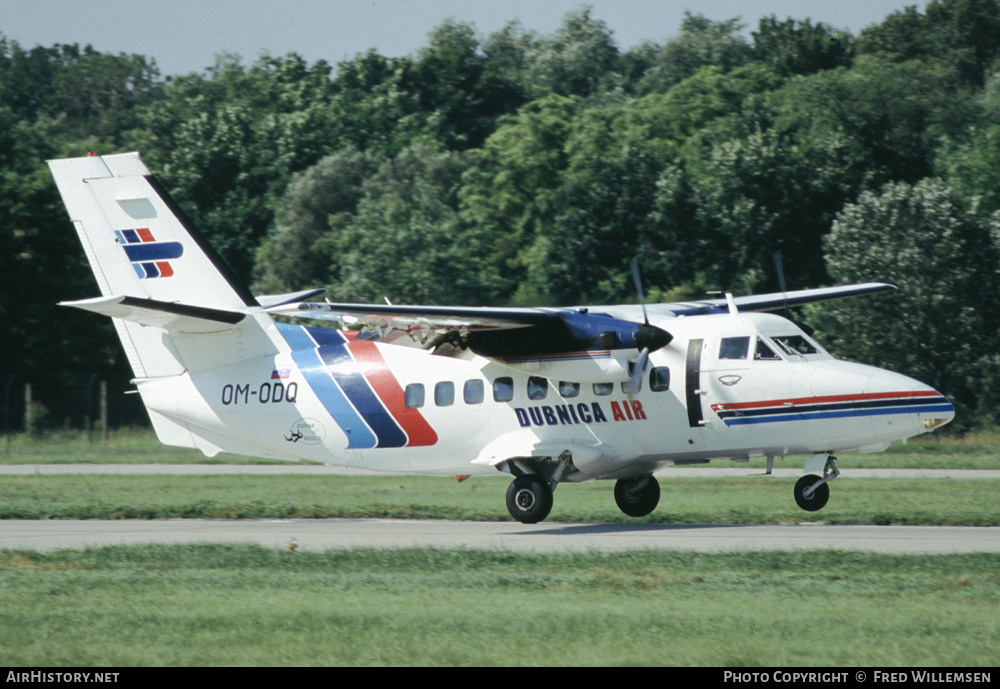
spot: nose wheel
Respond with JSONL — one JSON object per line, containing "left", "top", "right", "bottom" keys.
{"left": 794, "top": 475, "right": 830, "bottom": 511}
{"left": 793, "top": 455, "right": 838, "bottom": 511}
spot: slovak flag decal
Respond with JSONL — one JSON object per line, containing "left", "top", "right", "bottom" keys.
{"left": 115, "top": 228, "right": 183, "bottom": 279}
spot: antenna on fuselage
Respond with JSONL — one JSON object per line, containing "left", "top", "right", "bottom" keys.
{"left": 725, "top": 292, "right": 739, "bottom": 315}
{"left": 706, "top": 289, "right": 739, "bottom": 315}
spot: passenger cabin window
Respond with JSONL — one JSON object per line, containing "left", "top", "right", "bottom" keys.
{"left": 719, "top": 336, "right": 751, "bottom": 360}
{"left": 649, "top": 367, "right": 670, "bottom": 392}
{"left": 772, "top": 335, "right": 819, "bottom": 356}
{"left": 404, "top": 383, "right": 425, "bottom": 409}
{"left": 755, "top": 338, "right": 781, "bottom": 361}
{"left": 493, "top": 377, "right": 514, "bottom": 402}
{"left": 527, "top": 376, "right": 548, "bottom": 400}
{"left": 558, "top": 381, "right": 580, "bottom": 398}
{"left": 593, "top": 382, "right": 613, "bottom": 396}
{"left": 434, "top": 381, "right": 455, "bottom": 407}
{"left": 464, "top": 379, "right": 484, "bottom": 405}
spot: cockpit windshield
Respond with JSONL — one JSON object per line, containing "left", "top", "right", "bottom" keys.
{"left": 754, "top": 337, "right": 781, "bottom": 360}
{"left": 772, "top": 334, "right": 820, "bottom": 356}
{"left": 717, "top": 321, "right": 829, "bottom": 363}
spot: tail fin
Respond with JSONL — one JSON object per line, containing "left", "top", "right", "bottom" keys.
{"left": 48, "top": 152, "right": 277, "bottom": 378}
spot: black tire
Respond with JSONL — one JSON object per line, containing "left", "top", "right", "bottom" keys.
{"left": 506, "top": 475, "right": 553, "bottom": 524}
{"left": 794, "top": 475, "right": 830, "bottom": 511}
{"left": 614, "top": 476, "right": 661, "bottom": 517}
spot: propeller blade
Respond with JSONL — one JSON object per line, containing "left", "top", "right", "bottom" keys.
{"left": 627, "top": 347, "right": 649, "bottom": 395}
{"left": 772, "top": 250, "right": 787, "bottom": 293}
{"left": 629, "top": 257, "right": 649, "bottom": 325}
{"left": 773, "top": 250, "right": 790, "bottom": 317}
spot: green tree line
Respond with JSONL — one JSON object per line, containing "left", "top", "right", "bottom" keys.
{"left": 2, "top": 1, "right": 999, "bottom": 430}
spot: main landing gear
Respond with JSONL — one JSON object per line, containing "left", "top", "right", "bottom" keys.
{"left": 505, "top": 474, "right": 554, "bottom": 524}
{"left": 793, "top": 454, "right": 839, "bottom": 512}
{"left": 614, "top": 475, "right": 661, "bottom": 517}
{"left": 505, "top": 468, "right": 661, "bottom": 523}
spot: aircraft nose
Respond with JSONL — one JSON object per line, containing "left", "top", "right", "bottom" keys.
{"left": 907, "top": 381, "right": 955, "bottom": 432}
{"left": 867, "top": 369, "right": 955, "bottom": 433}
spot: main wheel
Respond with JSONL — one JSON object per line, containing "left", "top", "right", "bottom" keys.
{"left": 506, "top": 475, "right": 553, "bottom": 524}
{"left": 614, "top": 476, "right": 660, "bottom": 517}
{"left": 794, "top": 475, "right": 830, "bottom": 511}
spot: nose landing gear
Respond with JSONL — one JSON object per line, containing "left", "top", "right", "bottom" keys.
{"left": 793, "top": 454, "right": 839, "bottom": 511}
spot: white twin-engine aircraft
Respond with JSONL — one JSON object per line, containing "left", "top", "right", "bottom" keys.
{"left": 50, "top": 152, "right": 955, "bottom": 523}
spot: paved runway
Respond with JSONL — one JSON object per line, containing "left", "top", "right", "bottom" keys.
{"left": 2, "top": 465, "right": 997, "bottom": 553}
{"left": 1, "top": 519, "right": 998, "bottom": 553}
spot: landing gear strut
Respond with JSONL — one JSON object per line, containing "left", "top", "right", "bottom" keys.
{"left": 614, "top": 475, "right": 660, "bottom": 517}
{"left": 793, "top": 455, "right": 839, "bottom": 511}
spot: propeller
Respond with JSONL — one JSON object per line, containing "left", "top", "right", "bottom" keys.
{"left": 773, "top": 250, "right": 789, "bottom": 318}
{"left": 626, "top": 258, "right": 657, "bottom": 395}
{"left": 630, "top": 257, "right": 649, "bottom": 327}
{"left": 626, "top": 347, "right": 649, "bottom": 395}
{"left": 772, "top": 250, "right": 815, "bottom": 336}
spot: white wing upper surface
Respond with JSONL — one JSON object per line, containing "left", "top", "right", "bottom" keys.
{"left": 267, "top": 283, "right": 895, "bottom": 353}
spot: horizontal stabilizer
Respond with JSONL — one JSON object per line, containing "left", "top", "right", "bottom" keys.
{"left": 61, "top": 295, "right": 246, "bottom": 333}
{"left": 257, "top": 288, "right": 326, "bottom": 309}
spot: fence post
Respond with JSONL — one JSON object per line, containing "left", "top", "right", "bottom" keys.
{"left": 100, "top": 380, "right": 109, "bottom": 442}
{"left": 3, "top": 375, "right": 13, "bottom": 448}
{"left": 86, "top": 373, "right": 97, "bottom": 442}
{"left": 24, "top": 383, "right": 32, "bottom": 438}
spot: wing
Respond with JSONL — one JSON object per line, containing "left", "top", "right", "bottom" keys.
{"left": 661, "top": 282, "right": 896, "bottom": 316}
{"left": 266, "top": 282, "right": 893, "bottom": 357}
{"left": 269, "top": 301, "right": 672, "bottom": 357}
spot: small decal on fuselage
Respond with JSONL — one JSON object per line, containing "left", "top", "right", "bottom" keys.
{"left": 285, "top": 418, "right": 326, "bottom": 444}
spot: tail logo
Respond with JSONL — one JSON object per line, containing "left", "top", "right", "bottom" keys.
{"left": 115, "top": 228, "right": 183, "bottom": 279}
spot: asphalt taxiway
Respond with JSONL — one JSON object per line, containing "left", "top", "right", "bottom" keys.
{"left": 2, "top": 465, "right": 997, "bottom": 553}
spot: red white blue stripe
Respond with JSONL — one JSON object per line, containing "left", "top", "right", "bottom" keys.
{"left": 712, "top": 390, "right": 954, "bottom": 426}
{"left": 277, "top": 323, "right": 437, "bottom": 449}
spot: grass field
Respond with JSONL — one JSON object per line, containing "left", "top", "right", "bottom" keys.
{"left": 1, "top": 430, "right": 997, "bottom": 667}
{"left": 1, "top": 474, "right": 998, "bottom": 525}
{"left": 2, "top": 427, "right": 999, "bottom": 468}
{"left": 1, "top": 429, "right": 998, "bottom": 524}
{"left": 1, "top": 545, "right": 998, "bottom": 666}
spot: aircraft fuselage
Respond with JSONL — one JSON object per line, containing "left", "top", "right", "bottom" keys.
{"left": 137, "top": 311, "right": 953, "bottom": 482}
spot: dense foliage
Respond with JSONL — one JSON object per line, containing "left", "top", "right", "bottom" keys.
{"left": 2, "top": 2, "right": 999, "bottom": 429}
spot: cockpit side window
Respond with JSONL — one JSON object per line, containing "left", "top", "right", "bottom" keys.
{"left": 719, "top": 336, "right": 750, "bottom": 360}
{"left": 754, "top": 337, "right": 781, "bottom": 360}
